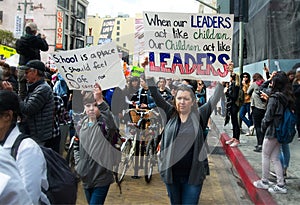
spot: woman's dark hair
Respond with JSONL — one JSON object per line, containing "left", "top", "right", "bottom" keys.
{"left": 271, "top": 71, "right": 295, "bottom": 108}
{"left": 0, "top": 90, "right": 22, "bottom": 122}
{"left": 252, "top": 73, "right": 264, "bottom": 82}
{"left": 241, "top": 72, "right": 251, "bottom": 84}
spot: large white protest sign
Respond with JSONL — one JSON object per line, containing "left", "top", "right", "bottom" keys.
{"left": 143, "top": 12, "right": 234, "bottom": 81}
{"left": 50, "top": 43, "right": 126, "bottom": 91}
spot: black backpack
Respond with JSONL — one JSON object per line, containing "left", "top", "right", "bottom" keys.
{"left": 11, "top": 134, "right": 78, "bottom": 205}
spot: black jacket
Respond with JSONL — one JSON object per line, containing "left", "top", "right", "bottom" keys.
{"left": 261, "top": 93, "right": 287, "bottom": 139}
{"left": 16, "top": 34, "right": 49, "bottom": 65}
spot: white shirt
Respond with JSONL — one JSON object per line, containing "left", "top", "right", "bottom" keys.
{"left": 0, "top": 146, "right": 32, "bottom": 205}
{"left": 2, "top": 126, "right": 50, "bottom": 205}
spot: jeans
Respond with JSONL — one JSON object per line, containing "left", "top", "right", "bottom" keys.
{"left": 280, "top": 143, "right": 290, "bottom": 169}
{"left": 84, "top": 185, "right": 110, "bottom": 205}
{"left": 165, "top": 175, "right": 203, "bottom": 205}
{"left": 239, "top": 102, "right": 253, "bottom": 128}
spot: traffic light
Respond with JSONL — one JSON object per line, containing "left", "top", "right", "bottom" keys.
{"left": 230, "top": 0, "right": 249, "bottom": 22}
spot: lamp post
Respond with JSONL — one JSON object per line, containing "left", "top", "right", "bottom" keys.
{"left": 195, "top": 0, "right": 220, "bottom": 13}
{"left": 17, "top": 0, "right": 34, "bottom": 35}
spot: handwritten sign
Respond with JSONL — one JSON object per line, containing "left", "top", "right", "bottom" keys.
{"left": 143, "top": 12, "right": 234, "bottom": 81}
{"left": 50, "top": 43, "right": 126, "bottom": 91}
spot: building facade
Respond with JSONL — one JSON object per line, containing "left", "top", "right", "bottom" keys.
{"left": 0, "top": 0, "right": 88, "bottom": 61}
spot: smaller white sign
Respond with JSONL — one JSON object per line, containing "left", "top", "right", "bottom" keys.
{"left": 50, "top": 42, "right": 126, "bottom": 91}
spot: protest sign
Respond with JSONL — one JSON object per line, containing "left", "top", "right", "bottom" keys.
{"left": 143, "top": 12, "right": 234, "bottom": 81}
{"left": 50, "top": 43, "right": 126, "bottom": 91}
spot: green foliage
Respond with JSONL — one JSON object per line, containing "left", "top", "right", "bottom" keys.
{"left": 0, "top": 29, "right": 16, "bottom": 47}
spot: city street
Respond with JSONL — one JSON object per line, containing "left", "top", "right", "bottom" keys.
{"left": 76, "top": 127, "right": 252, "bottom": 205}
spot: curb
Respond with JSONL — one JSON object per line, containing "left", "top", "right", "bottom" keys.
{"left": 219, "top": 133, "right": 277, "bottom": 205}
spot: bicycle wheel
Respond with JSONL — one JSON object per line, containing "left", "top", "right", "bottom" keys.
{"left": 116, "top": 140, "right": 132, "bottom": 184}
{"left": 144, "top": 139, "right": 155, "bottom": 183}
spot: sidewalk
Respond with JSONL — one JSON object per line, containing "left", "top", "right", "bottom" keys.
{"left": 210, "top": 114, "right": 300, "bottom": 205}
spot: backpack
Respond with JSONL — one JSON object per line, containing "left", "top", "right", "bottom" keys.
{"left": 276, "top": 108, "right": 297, "bottom": 144}
{"left": 11, "top": 134, "right": 78, "bottom": 205}
{"left": 235, "top": 86, "right": 245, "bottom": 107}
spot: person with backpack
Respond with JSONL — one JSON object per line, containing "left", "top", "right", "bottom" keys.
{"left": 74, "top": 83, "right": 120, "bottom": 205}
{"left": 253, "top": 72, "right": 295, "bottom": 194}
{"left": 0, "top": 90, "right": 50, "bottom": 204}
{"left": 224, "top": 72, "right": 241, "bottom": 147}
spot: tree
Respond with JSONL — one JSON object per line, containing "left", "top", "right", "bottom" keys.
{"left": 0, "top": 29, "right": 16, "bottom": 48}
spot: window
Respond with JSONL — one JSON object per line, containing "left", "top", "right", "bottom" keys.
{"left": 117, "top": 20, "right": 120, "bottom": 24}
{"left": 117, "top": 26, "right": 120, "bottom": 30}
{"left": 0, "top": 11, "right": 2, "bottom": 25}
{"left": 116, "top": 32, "right": 120, "bottom": 36}
{"left": 65, "top": 14, "right": 69, "bottom": 30}
{"left": 64, "top": 34, "right": 68, "bottom": 50}
{"left": 123, "top": 43, "right": 126, "bottom": 48}
{"left": 76, "top": 21, "right": 85, "bottom": 36}
{"left": 58, "top": 0, "right": 69, "bottom": 9}
{"left": 116, "top": 37, "right": 120, "bottom": 42}
{"left": 76, "top": 39, "right": 84, "bottom": 48}
{"left": 77, "top": 3, "right": 85, "bottom": 19}
{"left": 70, "top": 18, "right": 75, "bottom": 32}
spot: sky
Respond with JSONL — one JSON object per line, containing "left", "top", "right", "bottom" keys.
{"left": 87, "top": 0, "right": 201, "bottom": 17}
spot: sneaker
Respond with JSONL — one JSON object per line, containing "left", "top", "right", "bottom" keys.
{"left": 230, "top": 139, "right": 240, "bottom": 147}
{"left": 225, "top": 138, "right": 235, "bottom": 145}
{"left": 268, "top": 185, "right": 287, "bottom": 194}
{"left": 253, "top": 180, "right": 271, "bottom": 189}
{"left": 246, "top": 125, "right": 255, "bottom": 136}
{"left": 253, "top": 145, "right": 262, "bottom": 152}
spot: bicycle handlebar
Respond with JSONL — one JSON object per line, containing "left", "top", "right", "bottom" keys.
{"left": 125, "top": 108, "right": 159, "bottom": 117}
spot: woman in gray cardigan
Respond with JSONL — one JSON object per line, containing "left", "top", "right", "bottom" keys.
{"left": 148, "top": 77, "right": 223, "bottom": 205}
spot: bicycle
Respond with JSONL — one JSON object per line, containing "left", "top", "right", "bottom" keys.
{"left": 116, "top": 108, "right": 160, "bottom": 184}
{"left": 143, "top": 115, "right": 161, "bottom": 183}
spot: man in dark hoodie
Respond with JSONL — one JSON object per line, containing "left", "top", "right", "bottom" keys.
{"left": 16, "top": 22, "right": 49, "bottom": 100}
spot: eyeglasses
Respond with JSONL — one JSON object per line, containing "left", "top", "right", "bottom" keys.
{"left": 243, "top": 76, "right": 248, "bottom": 78}
{"left": 198, "top": 83, "right": 203, "bottom": 86}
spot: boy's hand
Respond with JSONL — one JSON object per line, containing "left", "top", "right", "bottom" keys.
{"left": 93, "top": 83, "right": 104, "bottom": 104}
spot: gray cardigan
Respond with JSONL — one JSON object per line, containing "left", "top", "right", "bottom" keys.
{"left": 148, "top": 79, "right": 223, "bottom": 185}
{"left": 247, "top": 83, "right": 267, "bottom": 110}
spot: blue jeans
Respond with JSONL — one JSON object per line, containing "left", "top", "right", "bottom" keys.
{"left": 84, "top": 185, "right": 110, "bottom": 205}
{"left": 280, "top": 144, "right": 290, "bottom": 170}
{"left": 239, "top": 102, "right": 253, "bottom": 128}
{"left": 165, "top": 175, "right": 203, "bottom": 205}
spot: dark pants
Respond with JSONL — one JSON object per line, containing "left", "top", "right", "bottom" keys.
{"left": 84, "top": 185, "right": 110, "bottom": 205}
{"left": 230, "top": 104, "right": 240, "bottom": 140}
{"left": 165, "top": 175, "right": 203, "bottom": 205}
{"left": 252, "top": 107, "right": 265, "bottom": 146}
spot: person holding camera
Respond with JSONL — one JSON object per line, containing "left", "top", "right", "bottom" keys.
{"left": 15, "top": 22, "right": 49, "bottom": 100}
